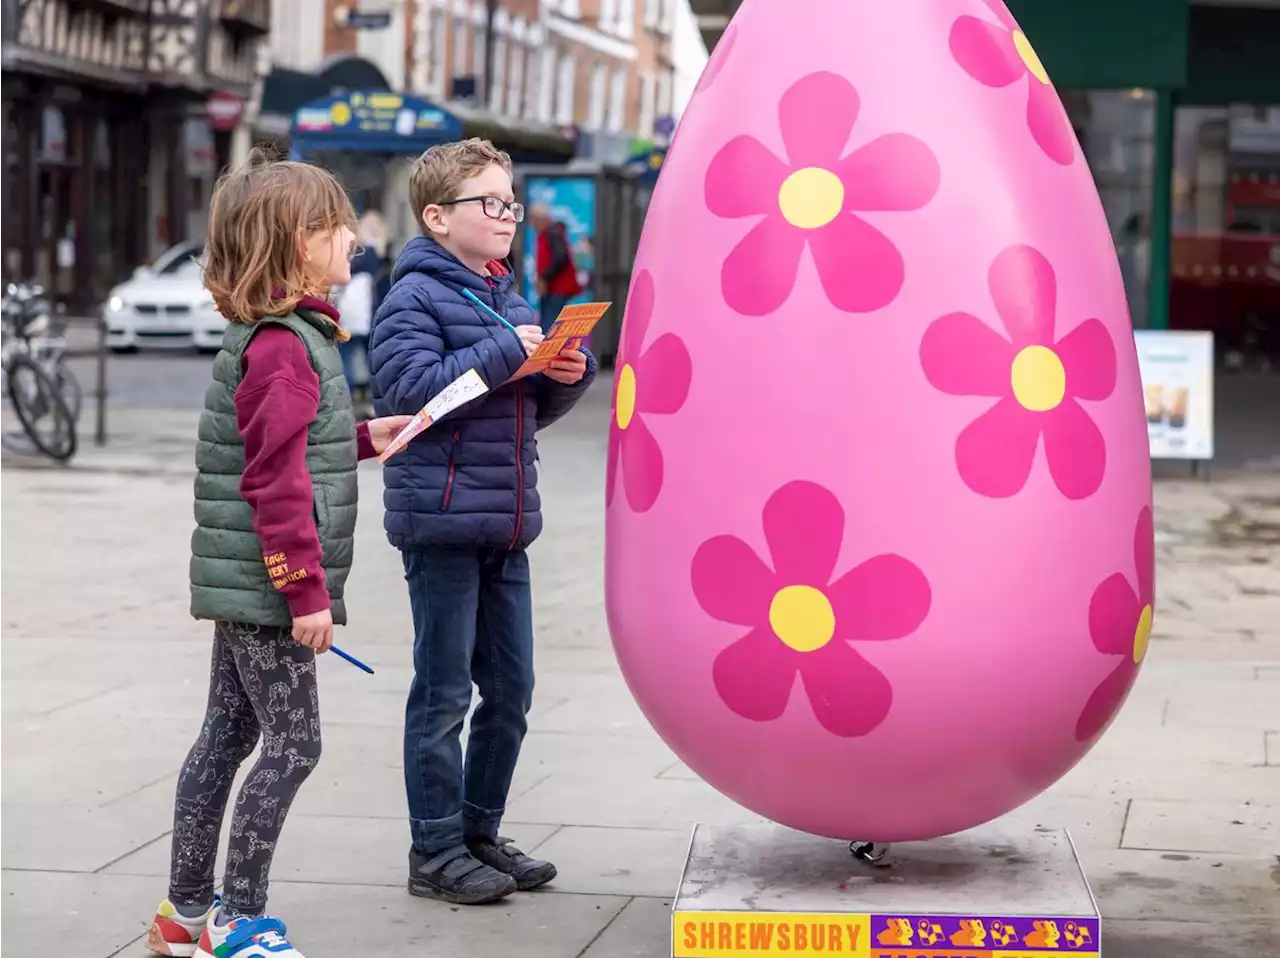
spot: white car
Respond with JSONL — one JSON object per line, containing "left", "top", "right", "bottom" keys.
{"left": 104, "top": 242, "right": 227, "bottom": 353}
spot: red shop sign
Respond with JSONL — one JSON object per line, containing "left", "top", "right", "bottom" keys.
{"left": 206, "top": 91, "right": 245, "bottom": 132}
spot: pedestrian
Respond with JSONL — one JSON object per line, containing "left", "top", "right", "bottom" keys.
{"left": 529, "top": 201, "right": 582, "bottom": 332}
{"left": 368, "top": 138, "right": 596, "bottom": 904}
{"left": 145, "top": 151, "right": 411, "bottom": 958}
{"left": 336, "top": 210, "right": 391, "bottom": 417}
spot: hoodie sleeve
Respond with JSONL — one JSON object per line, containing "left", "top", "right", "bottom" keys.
{"left": 535, "top": 347, "right": 597, "bottom": 430}
{"left": 368, "top": 282, "right": 528, "bottom": 415}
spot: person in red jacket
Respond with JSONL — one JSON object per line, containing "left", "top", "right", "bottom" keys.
{"left": 530, "top": 202, "right": 582, "bottom": 331}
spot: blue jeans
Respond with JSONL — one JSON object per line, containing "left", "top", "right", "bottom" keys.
{"left": 401, "top": 547, "right": 535, "bottom": 855}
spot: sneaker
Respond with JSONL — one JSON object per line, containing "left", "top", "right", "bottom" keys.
{"left": 194, "top": 911, "right": 304, "bottom": 958}
{"left": 146, "top": 898, "right": 217, "bottom": 957}
{"left": 408, "top": 843, "right": 517, "bottom": 904}
{"left": 467, "top": 836, "right": 557, "bottom": 890}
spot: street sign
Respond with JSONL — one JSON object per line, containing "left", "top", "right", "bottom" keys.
{"left": 206, "top": 91, "right": 245, "bottom": 132}
{"left": 343, "top": 8, "right": 392, "bottom": 29}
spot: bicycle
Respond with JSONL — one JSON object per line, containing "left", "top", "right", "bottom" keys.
{"left": 2, "top": 282, "right": 78, "bottom": 462}
{"left": 3, "top": 282, "right": 82, "bottom": 417}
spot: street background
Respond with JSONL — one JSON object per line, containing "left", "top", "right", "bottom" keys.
{"left": 2, "top": 352, "right": 1279, "bottom": 958}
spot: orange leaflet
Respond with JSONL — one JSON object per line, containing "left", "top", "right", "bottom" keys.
{"left": 509, "top": 301, "right": 611, "bottom": 380}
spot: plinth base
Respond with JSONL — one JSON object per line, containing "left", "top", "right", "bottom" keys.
{"left": 672, "top": 822, "right": 1100, "bottom": 957}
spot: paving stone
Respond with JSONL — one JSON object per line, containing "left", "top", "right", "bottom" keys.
{"left": 1122, "top": 799, "right": 1278, "bottom": 855}
{"left": 521, "top": 825, "right": 693, "bottom": 899}
{"left": 1101, "top": 919, "right": 1280, "bottom": 958}
{"left": 1084, "top": 848, "right": 1280, "bottom": 924}
{"left": 581, "top": 896, "right": 675, "bottom": 958}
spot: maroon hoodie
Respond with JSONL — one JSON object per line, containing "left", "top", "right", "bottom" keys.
{"left": 235, "top": 295, "right": 375, "bottom": 619}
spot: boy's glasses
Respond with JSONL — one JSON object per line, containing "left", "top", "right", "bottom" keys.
{"left": 442, "top": 195, "right": 526, "bottom": 223}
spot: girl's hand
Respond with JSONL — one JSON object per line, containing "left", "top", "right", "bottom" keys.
{"left": 367, "top": 415, "right": 415, "bottom": 454}
{"left": 293, "top": 608, "right": 333, "bottom": 653}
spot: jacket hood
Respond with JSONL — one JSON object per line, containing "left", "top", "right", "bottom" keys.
{"left": 392, "top": 235, "right": 515, "bottom": 296}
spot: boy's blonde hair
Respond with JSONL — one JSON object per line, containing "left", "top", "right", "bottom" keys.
{"left": 409, "top": 138, "right": 513, "bottom": 227}
{"left": 203, "top": 148, "right": 358, "bottom": 324}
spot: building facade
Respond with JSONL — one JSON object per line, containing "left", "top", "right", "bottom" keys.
{"left": 1, "top": 0, "right": 271, "bottom": 311}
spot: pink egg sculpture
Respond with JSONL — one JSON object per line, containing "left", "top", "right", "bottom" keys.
{"left": 604, "top": 0, "right": 1154, "bottom": 843}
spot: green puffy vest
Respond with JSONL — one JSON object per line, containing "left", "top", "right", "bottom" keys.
{"left": 189, "top": 310, "right": 358, "bottom": 627}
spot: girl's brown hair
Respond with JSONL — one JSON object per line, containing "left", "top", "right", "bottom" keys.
{"left": 203, "top": 148, "right": 358, "bottom": 325}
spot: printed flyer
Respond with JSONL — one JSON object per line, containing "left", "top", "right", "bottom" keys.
{"left": 377, "top": 368, "right": 490, "bottom": 462}
{"left": 511, "top": 301, "right": 612, "bottom": 379}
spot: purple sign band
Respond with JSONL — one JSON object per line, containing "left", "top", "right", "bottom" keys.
{"left": 869, "top": 914, "right": 1100, "bottom": 952}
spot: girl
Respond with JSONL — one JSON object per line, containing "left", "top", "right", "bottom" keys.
{"left": 146, "top": 151, "right": 410, "bottom": 958}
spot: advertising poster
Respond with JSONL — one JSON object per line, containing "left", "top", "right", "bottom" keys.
{"left": 521, "top": 175, "right": 597, "bottom": 311}
{"left": 1133, "top": 330, "right": 1215, "bottom": 461}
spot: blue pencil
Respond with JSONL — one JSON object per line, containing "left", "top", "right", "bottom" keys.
{"left": 462, "top": 288, "right": 520, "bottom": 334}
{"left": 330, "top": 645, "right": 375, "bottom": 674}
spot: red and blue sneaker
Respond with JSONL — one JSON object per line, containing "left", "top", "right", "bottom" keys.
{"left": 193, "top": 910, "right": 305, "bottom": 957}
{"left": 146, "top": 898, "right": 218, "bottom": 957}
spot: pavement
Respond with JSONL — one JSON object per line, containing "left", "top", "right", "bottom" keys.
{"left": 2, "top": 363, "right": 1279, "bottom": 958}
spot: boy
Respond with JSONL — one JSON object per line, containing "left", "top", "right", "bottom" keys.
{"left": 368, "top": 139, "right": 596, "bottom": 905}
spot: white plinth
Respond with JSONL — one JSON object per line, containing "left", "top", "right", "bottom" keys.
{"left": 672, "top": 822, "right": 1101, "bottom": 957}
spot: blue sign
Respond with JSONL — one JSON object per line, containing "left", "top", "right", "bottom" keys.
{"left": 290, "top": 91, "right": 463, "bottom": 155}
{"left": 521, "top": 176, "right": 597, "bottom": 310}
{"left": 654, "top": 114, "right": 676, "bottom": 137}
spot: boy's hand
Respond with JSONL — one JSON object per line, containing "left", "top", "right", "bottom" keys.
{"left": 544, "top": 350, "right": 587, "bottom": 385}
{"left": 293, "top": 608, "right": 333, "bottom": 653}
{"left": 516, "top": 325, "right": 544, "bottom": 357}
{"left": 366, "top": 415, "right": 415, "bottom": 454}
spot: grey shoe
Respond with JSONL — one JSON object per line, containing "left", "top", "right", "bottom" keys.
{"left": 408, "top": 844, "right": 517, "bottom": 904}
{"left": 466, "top": 836, "right": 557, "bottom": 890}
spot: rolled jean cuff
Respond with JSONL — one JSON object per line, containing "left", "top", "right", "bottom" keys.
{"left": 463, "top": 801, "right": 505, "bottom": 843}
{"left": 410, "top": 813, "right": 464, "bottom": 856}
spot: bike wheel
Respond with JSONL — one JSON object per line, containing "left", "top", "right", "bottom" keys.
{"left": 53, "top": 360, "right": 82, "bottom": 421}
{"left": 6, "top": 353, "right": 77, "bottom": 461}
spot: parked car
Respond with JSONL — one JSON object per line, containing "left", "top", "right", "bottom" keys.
{"left": 104, "top": 241, "right": 226, "bottom": 353}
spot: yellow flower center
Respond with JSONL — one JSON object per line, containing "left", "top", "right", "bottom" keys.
{"left": 778, "top": 167, "right": 844, "bottom": 230}
{"left": 1133, "top": 604, "right": 1152, "bottom": 664}
{"left": 1010, "top": 345, "right": 1067, "bottom": 411}
{"left": 1013, "top": 30, "right": 1050, "bottom": 85}
{"left": 615, "top": 363, "right": 637, "bottom": 430}
{"left": 768, "top": 585, "right": 835, "bottom": 653}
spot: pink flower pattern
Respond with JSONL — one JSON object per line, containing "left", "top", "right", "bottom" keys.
{"left": 691, "top": 481, "right": 932, "bottom": 737}
{"left": 1076, "top": 508, "right": 1155, "bottom": 742}
{"left": 949, "top": 0, "right": 1076, "bottom": 165}
{"left": 919, "top": 245, "right": 1116, "bottom": 500}
{"left": 704, "top": 71, "right": 940, "bottom": 316}
{"left": 607, "top": 270, "right": 693, "bottom": 513}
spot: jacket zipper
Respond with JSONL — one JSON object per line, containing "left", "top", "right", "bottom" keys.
{"left": 508, "top": 382, "right": 524, "bottom": 549}
{"left": 442, "top": 428, "right": 460, "bottom": 511}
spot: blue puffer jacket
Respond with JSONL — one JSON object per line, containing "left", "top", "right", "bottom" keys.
{"left": 369, "top": 236, "right": 596, "bottom": 551}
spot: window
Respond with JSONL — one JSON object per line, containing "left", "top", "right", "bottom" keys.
{"left": 506, "top": 45, "right": 524, "bottom": 117}
{"left": 524, "top": 44, "right": 540, "bottom": 119}
{"left": 644, "top": 0, "right": 660, "bottom": 30}
{"left": 452, "top": 14, "right": 469, "bottom": 78}
{"left": 473, "top": 20, "right": 486, "bottom": 95}
{"left": 656, "top": 70, "right": 673, "bottom": 127}
{"left": 539, "top": 47, "right": 558, "bottom": 123}
{"left": 638, "top": 70, "right": 656, "bottom": 138}
{"left": 491, "top": 36, "right": 507, "bottom": 111}
{"left": 607, "top": 69, "right": 627, "bottom": 133}
{"left": 600, "top": 0, "right": 619, "bottom": 33}
{"left": 556, "top": 54, "right": 576, "bottom": 126}
{"left": 617, "top": 0, "right": 635, "bottom": 38}
{"left": 431, "top": 11, "right": 447, "bottom": 93}
{"left": 588, "top": 63, "right": 607, "bottom": 129}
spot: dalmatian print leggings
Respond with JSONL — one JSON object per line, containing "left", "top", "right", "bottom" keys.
{"left": 168, "top": 621, "right": 322, "bottom": 918}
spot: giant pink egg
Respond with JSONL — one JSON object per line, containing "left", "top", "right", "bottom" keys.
{"left": 604, "top": 0, "right": 1153, "bottom": 842}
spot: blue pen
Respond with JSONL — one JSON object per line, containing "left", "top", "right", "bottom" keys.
{"left": 462, "top": 288, "right": 520, "bottom": 335}
{"left": 330, "top": 645, "right": 375, "bottom": 674}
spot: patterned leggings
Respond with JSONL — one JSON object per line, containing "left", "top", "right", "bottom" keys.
{"left": 168, "top": 622, "right": 322, "bottom": 918}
